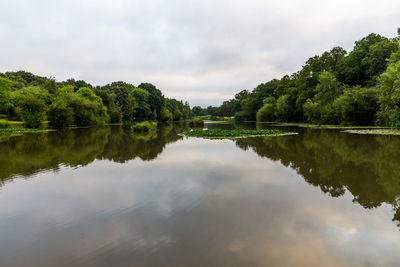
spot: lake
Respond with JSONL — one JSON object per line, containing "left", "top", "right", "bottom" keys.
{"left": 1, "top": 122, "right": 400, "bottom": 266}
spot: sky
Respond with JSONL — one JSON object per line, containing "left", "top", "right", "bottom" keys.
{"left": 0, "top": 0, "right": 399, "bottom": 106}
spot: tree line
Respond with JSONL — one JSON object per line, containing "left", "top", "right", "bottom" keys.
{"left": 198, "top": 28, "right": 400, "bottom": 126}
{"left": 0, "top": 71, "right": 191, "bottom": 128}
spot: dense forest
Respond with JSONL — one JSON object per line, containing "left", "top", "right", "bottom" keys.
{"left": 194, "top": 28, "right": 400, "bottom": 126}
{"left": 0, "top": 71, "right": 191, "bottom": 128}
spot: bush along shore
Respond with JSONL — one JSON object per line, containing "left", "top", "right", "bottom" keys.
{"left": 182, "top": 129, "right": 297, "bottom": 139}
{"left": 131, "top": 121, "right": 157, "bottom": 133}
{"left": 189, "top": 118, "right": 205, "bottom": 128}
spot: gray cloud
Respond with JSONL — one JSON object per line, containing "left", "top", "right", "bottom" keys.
{"left": 0, "top": 0, "right": 399, "bottom": 106}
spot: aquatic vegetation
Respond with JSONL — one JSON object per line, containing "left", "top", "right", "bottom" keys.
{"left": 193, "top": 115, "right": 233, "bottom": 121}
{"left": 0, "top": 119, "right": 24, "bottom": 127}
{"left": 131, "top": 121, "right": 157, "bottom": 132}
{"left": 274, "top": 122, "right": 389, "bottom": 129}
{"left": 343, "top": 129, "right": 400, "bottom": 135}
{"left": 0, "top": 128, "right": 50, "bottom": 134}
{"left": 189, "top": 118, "right": 204, "bottom": 127}
{"left": 182, "top": 129, "right": 296, "bottom": 139}
{"left": 0, "top": 120, "right": 10, "bottom": 128}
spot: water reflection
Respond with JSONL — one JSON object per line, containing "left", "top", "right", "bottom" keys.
{"left": 235, "top": 128, "right": 400, "bottom": 226}
{"left": 1, "top": 123, "right": 400, "bottom": 266}
{"left": 0, "top": 123, "right": 188, "bottom": 183}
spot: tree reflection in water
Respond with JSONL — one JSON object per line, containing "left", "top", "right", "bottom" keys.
{"left": 0, "top": 123, "right": 189, "bottom": 183}
{"left": 235, "top": 128, "right": 400, "bottom": 227}
{"left": 1, "top": 123, "right": 400, "bottom": 227}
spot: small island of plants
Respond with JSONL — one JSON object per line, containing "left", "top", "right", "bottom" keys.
{"left": 0, "top": 119, "right": 50, "bottom": 135}
{"left": 182, "top": 129, "right": 297, "bottom": 139}
{"left": 189, "top": 118, "right": 205, "bottom": 128}
{"left": 131, "top": 121, "right": 157, "bottom": 133}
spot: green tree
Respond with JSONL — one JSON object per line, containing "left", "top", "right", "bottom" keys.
{"left": 314, "top": 71, "right": 342, "bottom": 104}
{"left": 343, "top": 33, "right": 395, "bottom": 86}
{"left": 275, "top": 95, "right": 292, "bottom": 122}
{"left": 77, "top": 87, "right": 103, "bottom": 103}
{"left": 192, "top": 106, "right": 203, "bottom": 117}
{"left": 333, "top": 86, "right": 378, "bottom": 125}
{"left": 0, "top": 77, "right": 13, "bottom": 114}
{"left": 303, "top": 99, "right": 321, "bottom": 123}
{"left": 18, "top": 94, "right": 47, "bottom": 128}
{"left": 131, "top": 88, "right": 151, "bottom": 122}
{"left": 48, "top": 102, "right": 74, "bottom": 127}
{"left": 256, "top": 97, "right": 276, "bottom": 122}
{"left": 159, "top": 107, "right": 173, "bottom": 121}
{"left": 56, "top": 85, "right": 74, "bottom": 96}
{"left": 138, "top": 83, "right": 164, "bottom": 120}
{"left": 376, "top": 61, "right": 400, "bottom": 126}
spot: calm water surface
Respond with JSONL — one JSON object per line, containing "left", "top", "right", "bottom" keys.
{"left": 1, "top": 123, "right": 400, "bottom": 266}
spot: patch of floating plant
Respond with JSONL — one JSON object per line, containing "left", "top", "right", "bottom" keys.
{"left": 0, "top": 128, "right": 51, "bottom": 135}
{"left": 182, "top": 129, "right": 298, "bottom": 139}
{"left": 274, "top": 123, "right": 389, "bottom": 130}
{"left": 343, "top": 129, "right": 400, "bottom": 135}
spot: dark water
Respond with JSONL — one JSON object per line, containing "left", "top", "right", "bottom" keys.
{"left": 1, "top": 122, "right": 400, "bottom": 266}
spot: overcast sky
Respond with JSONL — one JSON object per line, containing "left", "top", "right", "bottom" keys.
{"left": 0, "top": 0, "right": 399, "bottom": 106}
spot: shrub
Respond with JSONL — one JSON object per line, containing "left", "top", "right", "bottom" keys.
{"left": 109, "top": 108, "right": 122, "bottom": 123}
{"left": 0, "top": 120, "right": 10, "bottom": 129}
{"left": 18, "top": 94, "right": 46, "bottom": 128}
{"left": 48, "top": 102, "right": 74, "bottom": 127}
{"left": 159, "top": 107, "right": 173, "bottom": 121}
{"left": 234, "top": 110, "right": 252, "bottom": 121}
{"left": 132, "top": 121, "right": 157, "bottom": 133}
{"left": 67, "top": 94, "right": 108, "bottom": 126}
{"left": 189, "top": 118, "right": 204, "bottom": 128}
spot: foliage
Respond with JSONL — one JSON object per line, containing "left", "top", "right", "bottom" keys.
{"left": 256, "top": 97, "right": 276, "bottom": 122}
{"left": 67, "top": 94, "right": 108, "bottom": 126}
{"left": 0, "top": 70, "right": 189, "bottom": 128}
{"left": 191, "top": 106, "right": 203, "bottom": 116}
{"left": 195, "top": 115, "right": 233, "bottom": 121}
{"left": 0, "top": 120, "right": 10, "bottom": 129}
{"left": 208, "top": 29, "right": 400, "bottom": 126}
{"left": 48, "top": 102, "right": 74, "bottom": 127}
{"left": 234, "top": 110, "right": 252, "bottom": 121}
{"left": 159, "top": 107, "right": 173, "bottom": 121}
{"left": 138, "top": 83, "right": 164, "bottom": 120}
{"left": 131, "top": 121, "right": 157, "bottom": 133}
{"left": 18, "top": 94, "right": 47, "bottom": 128}
{"left": 0, "top": 77, "right": 13, "bottom": 114}
{"left": 376, "top": 60, "right": 400, "bottom": 126}
{"left": 109, "top": 107, "right": 122, "bottom": 123}
{"left": 166, "top": 98, "right": 191, "bottom": 121}
{"left": 333, "top": 87, "right": 378, "bottom": 125}
{"left": 131, "top": 88, "right": 151, "bottom": 122}
{"left": 275, "top": 95, "right": 293, "bottom": 122}
{"left": 189, "top": 118, "right": 204, "bottom": 128}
